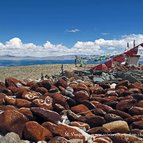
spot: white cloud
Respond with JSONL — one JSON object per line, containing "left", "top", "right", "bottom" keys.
{"left": 72, "top": 41, "right": 103, "bottom": 55}
{"left": 66, "top": 28, "right": 80, "bottom": 33}
{"left": 6, "top": 38, "right": 22, "bottom": 48}
{"left": 0, "top": 34, "right": 143, "bottom": 57}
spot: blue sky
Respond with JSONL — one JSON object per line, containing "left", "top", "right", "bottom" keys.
{"left": 0, "top": 0, "right": 143, "bottom": 57}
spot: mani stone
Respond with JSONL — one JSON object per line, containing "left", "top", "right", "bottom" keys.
{"left": 31, "top": 107, "right": 62, "bottom": 124}
{"left": 0, "top": 132, "right": 22, "bottom": 143}
{"left": 0, "top": 93, "right": 6, "bottom": 104}
{"left": 111, "top": 133, "right": 143, "bottom": 143}
{"left": 48, "top": 136, "right": 69, "bottom": 143}
{"left": 129, "top": 106, "right": 143, "bottom": 115}
{"left": 0, "top": 109, "right": 28, "bottom": 138}
{"left": 104, "top": 113, "right": 123, "bottom": 122}
{"left": 74, "top": 90, "right": 89, "bottom": 103}
{"left": 16, "top": 99, "right": 31, "bottom": 108}
{"left": 87, "top": 127, "right": 110, "bottom": 134}
{"left": 91, "top": 134, "right": 113, "bottom": 143}
{"left": 71, "top": 104, "right": 93, "bottom": 116}
{"left": 23, "top": 121, "right": 52, "bottom": 142}
{"left": 5, "top": 77, "right": 22, "bottom": 88}
{"left": 43, "top": 122, "right": 87, "bottom": 142}
{"left": 32, "top": 96, "right": 53, "bottom": 110}
{"left": 85, "top": 114, "right": 106, "bottom": 127}
{"left": 18, "top": 107, "right": 34, "bottom": 120}
{"left": 132, "top": 120, "right": 143, "bottom": 129}
{"left": 102, "top": 120, "right": 129, "bottom": 133}
{"left": 52, "top": 93, "right": 69, "bottom": 109}
{"left": 53, "top": 123, "right": 86, "bottom": 141}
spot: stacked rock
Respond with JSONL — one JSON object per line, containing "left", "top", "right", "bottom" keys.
{"left": 0, "top": 77, "right": 143, "bottom": 143}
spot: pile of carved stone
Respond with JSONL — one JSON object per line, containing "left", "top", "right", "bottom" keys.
{"left": 0, "top": 76, "right": 143, "bottom": 143}
{"left": 110, "top": 64, "right": 142, "bottom": 71}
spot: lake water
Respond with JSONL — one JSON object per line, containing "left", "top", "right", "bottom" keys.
{"left": 0, "top": 59, "right": 142, "bottom": 67}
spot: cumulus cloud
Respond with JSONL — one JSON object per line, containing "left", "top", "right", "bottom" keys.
{"left": 66, "top": 28, "right": 80, "bottom": 33}
{"left": 72, "top": 41, "right": 103, "bottom": 55}
{"left": 0, "top": 34, "right": 143, "bottom": 57}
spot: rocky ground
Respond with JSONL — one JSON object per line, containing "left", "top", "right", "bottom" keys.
{"left": 0, "top": 65, "right": 143, "bottom": 142}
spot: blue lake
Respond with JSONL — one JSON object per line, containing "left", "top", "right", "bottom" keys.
{"left": 0, "top": 59, "right": 142, "bottom": 67}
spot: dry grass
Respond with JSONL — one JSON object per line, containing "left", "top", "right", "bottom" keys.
{"left": 0, "top": 64, "right": 94, "bottom": 81}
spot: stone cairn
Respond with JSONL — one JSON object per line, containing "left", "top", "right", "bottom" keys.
{"left": 0, "top": 70, "right": 143, "bottom": 143}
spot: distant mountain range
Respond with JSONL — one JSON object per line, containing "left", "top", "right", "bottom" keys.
{"left": 0, "top": 55, "right": 99, "bottom": 60}
{"left": 0, "top": 55, "right": 75, "bottom": 60}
